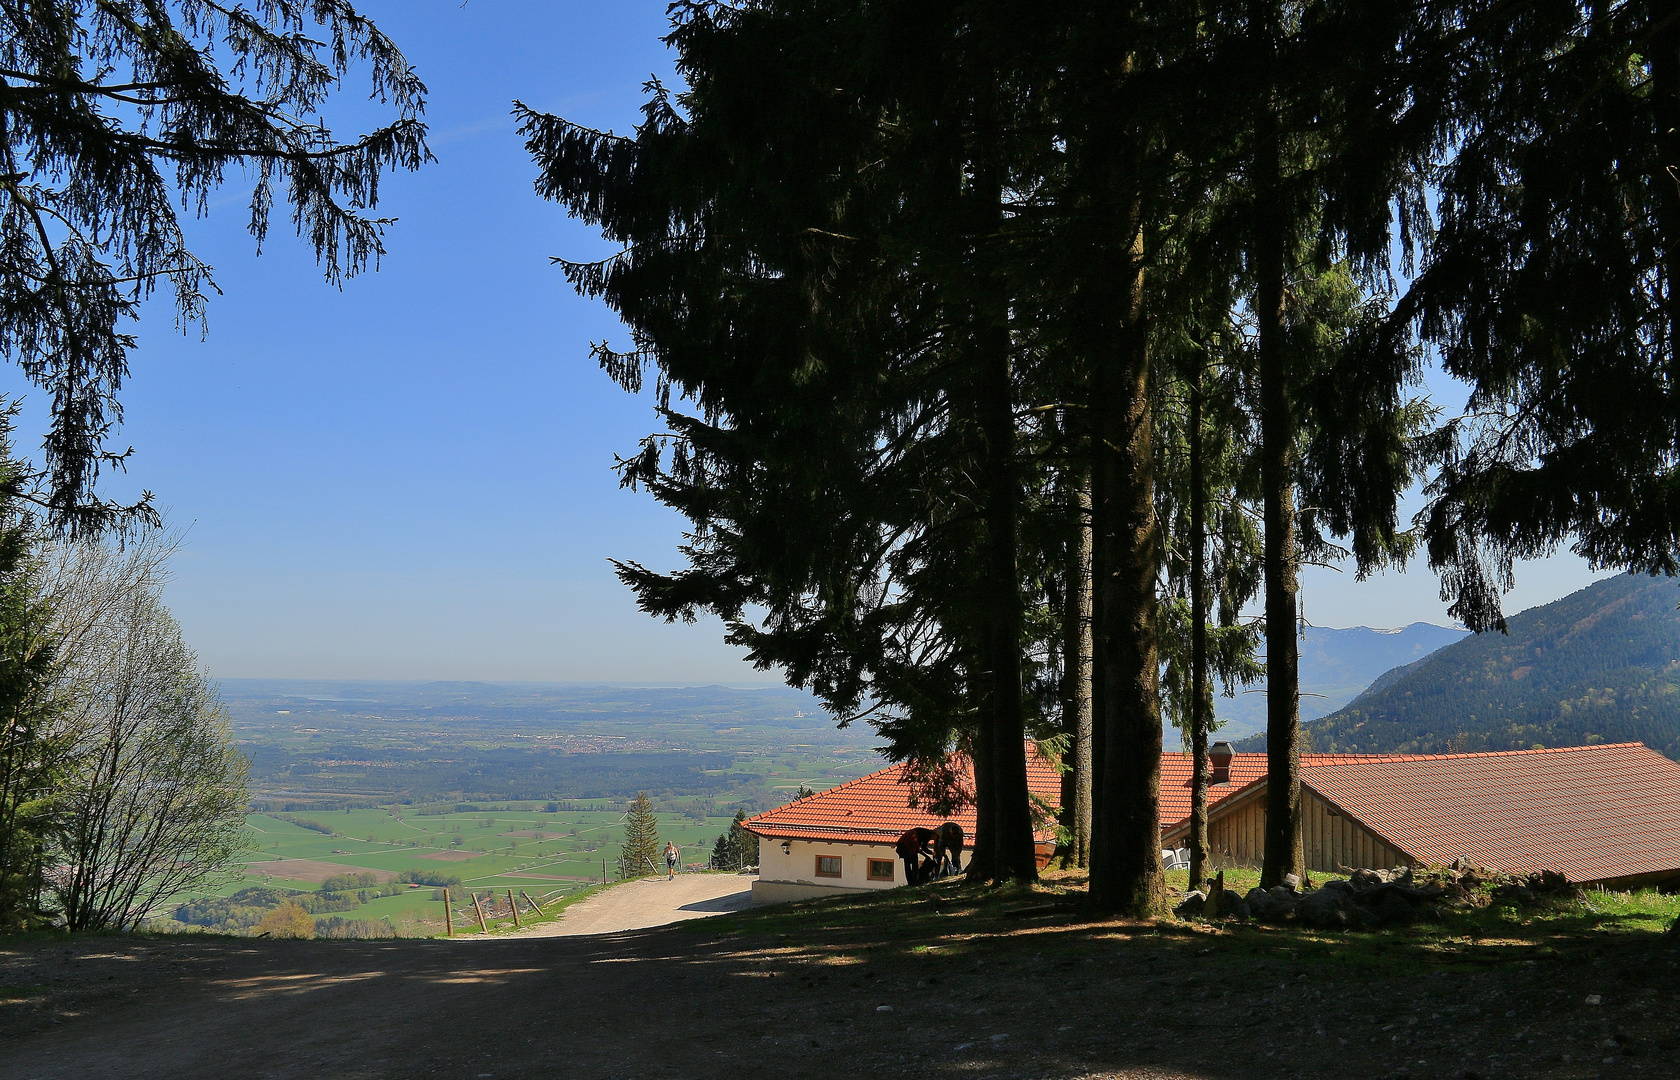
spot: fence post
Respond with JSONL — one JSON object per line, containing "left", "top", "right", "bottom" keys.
{"left": 521, "top": 890, "right": 544, "bottom": 917}
{"left": 471, "top": 891, "right": 490, "bottom": 934}
{"left": 508, "top": 889, "right": 520, "bottom": 928}
{"left": 441, "top": 887, "right": 453, "bottom": 937}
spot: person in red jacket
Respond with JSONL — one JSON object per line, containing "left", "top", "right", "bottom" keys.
{"left": 895, "top": 827, "right": 936, "bottom": 885}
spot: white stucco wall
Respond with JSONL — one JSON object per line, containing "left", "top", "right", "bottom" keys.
{"left": 756, "top": 838, "right": 903, "bottom": 891}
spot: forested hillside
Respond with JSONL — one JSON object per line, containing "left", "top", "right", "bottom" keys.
{"left": 1268, "top": 575, "right": 1680, "bottom": 758}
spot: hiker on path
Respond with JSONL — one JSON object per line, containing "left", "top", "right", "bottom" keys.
{"left": 665, "top": 841, "right": 679, "bottom": 879}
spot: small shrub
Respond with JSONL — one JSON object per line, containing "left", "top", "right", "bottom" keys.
{"left": 256, "top": 903, "right": 314, "bottom": 939}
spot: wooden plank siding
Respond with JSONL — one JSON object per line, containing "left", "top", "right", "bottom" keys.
{"left": 1299, "top": 789, "right": 1410, "bottom": 873}
{"left": 1179, "top": 782, "right": 1413, "bottom": 873}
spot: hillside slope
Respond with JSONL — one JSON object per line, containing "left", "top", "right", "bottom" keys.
{"left": 1281, "top": 573, "right": 1680, "bottom": 758}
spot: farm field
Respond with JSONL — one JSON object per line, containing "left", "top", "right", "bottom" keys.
{"left": 255, "top": 803, "right": 738, "bottom": 881}
{"left": 172, "top": 804, "right": 750, "bottom": 934}
{"left": 160, "top": 680, "right": 893, "bottom": 938}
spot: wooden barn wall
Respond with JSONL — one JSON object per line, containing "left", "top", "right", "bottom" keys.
{"left": 1204, "top": 788, "right": 1411, "bottom": 873}
{"left": 1205, "top": 796, "right": 1267, "bottom": 868}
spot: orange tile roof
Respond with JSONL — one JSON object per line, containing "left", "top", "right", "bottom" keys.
{"left": 1160, "top": 752, "right": 1267, "bottom": 831}
{"left": 1159, "top": 752, "right": 1406, "bottom": 835}
{"left": 743, "top": 746, "right": 1065, "bottom": 847}
{"left": 1298, "top": 742, "right": 1680, "bottom": 883}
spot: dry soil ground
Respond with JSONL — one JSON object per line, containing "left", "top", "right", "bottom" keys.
{"left": 0, "top": 882, "right": 1675, "bottom": 1080}
{"left": 502, "top": 872, "right": 753, "bottom": 937}
{"left": 244, "top": 859, "right": 398, "bottom": 884}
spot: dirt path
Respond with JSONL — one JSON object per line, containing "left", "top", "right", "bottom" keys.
{"left": 503, "top": 872, "right": 753, "bottom": 937}
{"left": 0, "top": 888, "right": 1670, "bottom": 1080}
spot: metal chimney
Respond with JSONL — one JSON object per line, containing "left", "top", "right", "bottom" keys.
{"left": 1209, "top": 741, "right": 1234, "bottom": 784}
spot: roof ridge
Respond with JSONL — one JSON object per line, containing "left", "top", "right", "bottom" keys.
{"left": 1301, "top": 753, "right": 1422, "bottom": 762}
{"left": 1307, "top": 741, "right": 1650, "bottom": 765}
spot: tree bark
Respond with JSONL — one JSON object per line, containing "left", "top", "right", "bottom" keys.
{"left": 1089, "top": 448, "right": 1108, "bottom": 845}
{"left": 1188, "top": 374, "right": 1211, "bottom": 890}
{"left": 1060, "top": 471, "right": 1094, "bottom": 869}
{"left": 1255, "top": 41, "right": 1305, "bottom": 888}
{"left": 1089, "top": 203, "right": 1165, "bottom": 915}
{"left": 966, "top": 700, "right": 997, "bottom": 882}
{"left": 1653, "top": 12, "right": 1680, "bottom": 366}
{"left": 976, "top": 174, "right": 1038, "bottom": 885}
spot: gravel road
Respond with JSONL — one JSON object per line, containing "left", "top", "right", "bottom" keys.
{"left": 500, "top": 872, "right": 754, "bottom": 937}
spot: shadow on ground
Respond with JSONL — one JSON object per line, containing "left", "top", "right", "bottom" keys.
{"left": 0, "top": 876, "right": 1673, "bottom": 1080}
{"left": 678, "top": 892, "right": 753, "bottom": 914}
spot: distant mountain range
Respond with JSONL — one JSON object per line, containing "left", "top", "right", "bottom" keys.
{"left": 1237, "top": 573, "right": 1680, "bottom": 759}
{"left": 1198, "top": 622, "right": 1467, "bottom": 743}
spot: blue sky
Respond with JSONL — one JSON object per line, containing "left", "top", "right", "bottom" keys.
{"left": 0, "top": 1, "right": 1612, "bottom": 682}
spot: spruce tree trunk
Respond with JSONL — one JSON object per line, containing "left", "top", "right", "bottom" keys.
{"left": 976, "top": 193, "right": 1038, "bottom": 884}
{"left": 1188, "top": 376, "right": 1211, "bottom": 890}
{"left": 1063, "top": 473, "right": 1094, "bottom": 869}
{"left": 1255, "top": 75, "right": 1306, "bottom": 889}
{"left": 1089, "top": 452, "right": 1108, "bottom": 840}
{"left": 1653, "top": 14, "right": 1680, "bottom": 362}
{"left": 966, "top": 702, "right": 997, "bottom": 881}
{"left": 1089, "top": 206, "right": 1165, "bottom": 915}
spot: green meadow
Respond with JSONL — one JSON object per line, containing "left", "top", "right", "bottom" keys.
{"left": 167, "top": 802, "right": 758, "bottom": 936}
{"left": 155, "top": 681, "right": 890, "bottom": 937}
{"left": 245, "top": 803, "right": 738, "bottom": 889}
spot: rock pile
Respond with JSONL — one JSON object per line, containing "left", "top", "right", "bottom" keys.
{"left": 1488, "top": 868, "right": 1579, "bottom": 907}
{"left": 1173, "top": 862, "right": 1581, "bottom": 929}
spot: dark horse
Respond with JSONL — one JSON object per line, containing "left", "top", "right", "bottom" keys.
{"left": 932, "top": 822, "right": 965, "bottom": 877}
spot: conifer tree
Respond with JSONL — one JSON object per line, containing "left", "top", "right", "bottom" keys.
{"left": 1043, "top": 0, "right": 1176, "bottom": 917}
{"left": 1179, "top": 0, "right": 1433, "bottom": 888}
{"left": 1404, "top": 1, "right": 1680, "bottom": 625}
{"left": 0, "top": 404, "right": 60, "bottom": 929}
{"left": 621, "top": 792, "right": 660, "bottom": 879}
{"left": 0, "top": 1, "right": 431, "bottom": 533}
{"left": 1155, "top": 321, "right": 1264, "bottom": 888}
{"left": 711, "top": 809, "right": 758, "bottom": 871}
{"left": 520, "top": 1, "right": 1047, "bottom": 883}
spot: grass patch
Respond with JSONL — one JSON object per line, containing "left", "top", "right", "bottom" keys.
{"left": 468, "top": 881, "right": 604, "bottom": 936}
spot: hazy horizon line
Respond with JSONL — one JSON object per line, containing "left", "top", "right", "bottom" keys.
{"left": 215, "top": 622, "right": 1469, "bottom": 685}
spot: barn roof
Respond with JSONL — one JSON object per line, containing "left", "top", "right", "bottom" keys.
{"left": 742, "top": 746, "right": 1064, "bottom": 847}
{"left": 1159, "top": 751, "right": 1405, "bottom": 836}
{"left": 1298, "top": 742, "right": 1680, "bottom": 883}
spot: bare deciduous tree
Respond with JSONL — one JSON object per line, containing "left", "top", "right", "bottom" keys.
{"left": 44, "top": 534, "right": 249, "bottom": 930}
